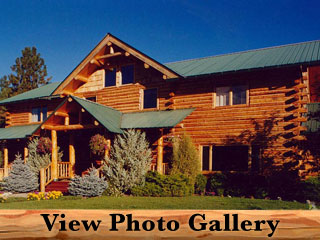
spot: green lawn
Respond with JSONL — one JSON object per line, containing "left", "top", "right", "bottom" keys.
{"left": 0, "top": 196, "right": 308, "bottom": 210}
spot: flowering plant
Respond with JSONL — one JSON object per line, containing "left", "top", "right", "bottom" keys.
{"left": 27, "top": 191, "right": 63, "bottom": 201}
{"left": 89, "top": 134, "right": 107, "bottom": 156}
{"left": 36, "top": 137, "right": 52, "bottom": 154}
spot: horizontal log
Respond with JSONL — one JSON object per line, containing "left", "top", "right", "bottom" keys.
{"left": 96, "top": 52, "right": 122, "bottom": 60}
{"left": 75, "top": 75, "right": 89, "bottom": 83}
{"left": 54, "top": 112, "right": 69, "bottom": 118}
{"left": 41, "top": 124, "right": 98, "bottom": 131}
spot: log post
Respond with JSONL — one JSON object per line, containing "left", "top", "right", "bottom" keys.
{"left": 51, "top": 130, "right": 58, "bottom": 180}
{"left": 69, "top": 133, "right": 75, "bottom": 178}
{"left": 157, "top": 129, "right": 164, "bottom": 174}
{"left": 24, "top": 147, "right": 28, "bottom": 163}
{"left": 3, "top": 147, "right": 8, "bottom": 177}
{"left": 104, "top": 139, "right": 111, "bottom": 160}
{"left": 40, "top": 168, "right": 45, "bottom": 193}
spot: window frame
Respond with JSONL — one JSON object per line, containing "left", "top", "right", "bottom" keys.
{"left": 104, "top": 68, "right": 117, "bottom": 88}
{"left": 213, "top": 82, "right": 249, "bottom": 108}
{"left": 104, "top": 64, "right": 135, "bottom": 88}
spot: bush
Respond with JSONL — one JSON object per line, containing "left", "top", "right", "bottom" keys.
{"left": 68, "top": 168, "right": 108, "bottom": 197}
{"left": 206, "top": 173, "right": 227, "bottom": 196}
{"left": 103, "top": 129, "right": 152, "bottom": 196}
{"left": 194, "top": 174, "right": 207, "bottom": 195}
{"left": 3, "top": 154, "right": 38, "bottom": 193}
{"left": 170, "top": 133, "right": 200, "bottom": 184}
{"left": 37, "top": 137, "right": 52, "bottom": 154}
{"left": 131, "top": 171, "right": 193, "bottom": 197}
{"left": 300, "top": 176, "right": 320, "bottom": 202}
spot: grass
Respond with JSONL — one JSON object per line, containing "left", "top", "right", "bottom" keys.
{"left": 0, "top": 196, "right": 308, "bottom": 210}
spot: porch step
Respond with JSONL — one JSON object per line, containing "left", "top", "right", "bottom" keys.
{"left": 45, "top": 180, "right": 70, "bottom": 193}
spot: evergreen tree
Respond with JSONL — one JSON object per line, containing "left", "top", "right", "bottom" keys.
{"left": 3, "top": 154, "right": 38, "bottom": 193}
{"left": 103, "top": 129, "right": 152, "bottom": 196}
{"left": 170, "top": 133, "right": 200, "bottom": 184}
{"left": 68, "top": 168, "right": 108, "bottom": 197}
{"left": 0, "top": 47, "right": 52, "bottom": 126}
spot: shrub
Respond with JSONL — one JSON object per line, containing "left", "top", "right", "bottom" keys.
{"left": 194, "top": 174, "right": 207, "bottom": 195}
{"left": 68, "top": 168, "right": 108, "bottom": 197}
{"left": 131, "top": 171, "right": 193, "bottom": 197}
{"left": 89, "top": 134, "right": 108, "bottom": 156}
{"left": 103, "top": 129, "right": 152, "bottom": 196}
{"left": 27, "top": 138, "right": 63, "bottom": 174}
{"left": 300, "top": 176, "right": 320, "bottom": 202}
{"left": 170, "top": 133, "right": 200, "bottom": 184}
{"left": 206, "top": 173, "right": 227, "bottom": 196}
{"left": 3, "top": 154, "right": 38, "bottom": 193}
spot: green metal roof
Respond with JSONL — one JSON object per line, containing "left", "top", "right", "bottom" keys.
{"left": 72, "top": 96, "right": 123, "bottom": 133}
{"left": 121, "top": 108, "right": 194, "bottom": 129}
{"left": 0, "top": 82, "right": 61, "bottom": 105}
{"left": 0, "top": 124, "right": 41, "bottom": 140}
{"left": 304, "top": 103, "right": 320, "bottom": 133}
{"left": 165, "top": 40, "right": 320, "bottom": 77}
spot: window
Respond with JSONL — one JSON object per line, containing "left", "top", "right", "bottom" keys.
{"left": 216, "top": 87, "right": 230, "bottom": 106}
{"left": 143, "top": 88, "right": 157, "bottom": 109}
{"left": 121, "top": 65, "right": 134, "bottom": 85}
{"left": 202, "top": 146, "right": 210, "bottom": 171}
{"left": 212, "top": 146, "right": 248, "bottom": 171}
{"left": 215, "top": 85, "right": 247, "bottom": 107}
{"left": 31, "top": 107, "right": 47, "bottom": 122}
{"left": 232, "top": 85, "right": 247, "bottom": 105}
{"left": 105, "top": 68, "right": 116, "bottom": 87}
{"left": 86, "top": 96, "right": 96, "bottom": 102}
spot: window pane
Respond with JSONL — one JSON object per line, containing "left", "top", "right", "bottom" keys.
{"left": 121, "top": 65, "right": 134, "bottom": 84}
{"left": 32, "top": 108, "right": 41, "bottom": 122}
{"left": 212, "top": 146, "right": 248, "bottom": 171}
{"left": 42, "top": 107, "right": 47, "bottom": 121}
{"left": 202, "top": 146, "right": 210, "bottom": 171}
{"left": 143, "top": 89, "right": 157, "bottom": 109}
{"left": 216, "top": 87, "right": 230, "bottom": 106}
{"left": 105, "top": 69, "right": 116, "bottom": 87}
{"left": 232, "top": 85, "right": 247, "bottom": 105}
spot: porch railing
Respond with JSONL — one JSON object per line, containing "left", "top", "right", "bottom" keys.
{"left": 0, "top": 168, "right": 4, "bottom": 181}
{"left": 58, "top": 162, "right": 71, "bottom": 179}
{"left": 150, "top": 162, "right": 169, "bottom": 175}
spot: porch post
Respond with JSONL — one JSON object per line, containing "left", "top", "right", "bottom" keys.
{"left": 104, "top": 139, "right": 111, "bottom": 159}
{"left": 69, "top": 132, "right": 75, "bottom": 178}
{"left": 4, "top": 147, "right": 8, "bottom": 177}
{"left": 24, "top": 147, "right": 28, "bottom": 163}
{"left": 51, "top": 130, "right": 58, "bottom": 180}
{"left": 157, "top": 129, "right": 164, "bottom": 174}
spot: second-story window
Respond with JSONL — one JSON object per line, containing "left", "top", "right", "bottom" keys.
{"left": 143, "top": 88, "right": 157, "bottom": 109}
{"left": 31, "top": 106, "right": 47, "bottom": 122}
{"left": 121, "top": 65, "right": 134, "bottom": 84}
{"left": 105, "top": 68, "right": 116, "bottom": 87}
{"left": 215, "top": 85, "right": 247, "bottom": 107}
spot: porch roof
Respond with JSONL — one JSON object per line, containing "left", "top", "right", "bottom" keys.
{"left": 0, "top": 124, "right": 41, "bottom": 140}
{"left": 121, "top": 108, "right": 194, "bottom": 129}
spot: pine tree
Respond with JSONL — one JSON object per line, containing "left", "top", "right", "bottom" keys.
{"left": 68, "top": 168, "right": 108, "bottom": 197}
{"left": 170, "top": 133, "right": 200, "bottom": 184}
{"left": 3, "top": 154, "right": 39, "bottom": 193}
{"left": 0, "top": 47, "right": 52, "bottom": 126}
{"left": 103, "top": 129, "right": 153, "bottom": 196}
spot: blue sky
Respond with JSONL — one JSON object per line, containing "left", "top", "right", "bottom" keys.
{"left": 1, "top": 0, "right": 320, "bottom": 82}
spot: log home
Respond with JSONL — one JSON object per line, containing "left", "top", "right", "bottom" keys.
{"left": 0, "top": 34, "right": 319, "bottom": 191}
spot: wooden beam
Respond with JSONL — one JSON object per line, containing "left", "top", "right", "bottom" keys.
{"left": 64, "top": 116, "right": 70, "bottom": 126}
{"left": 81, "top": 108, "right": 85, "bottom": 112}
{"left": 96, "top": 52, "right": 122, "bottom": 60}
{"left": 125, "top": 52, "right": 130, "bottom": 57}
{"left": 42, "top": 124, "right": 98, "bottom": 131}
{"left": 107, "top": 41, "right": 112, "bottom": 46}
{"left": 54, "top": 112, "right": 69, "bottom": 118}
{"left": 4, "top": 147, "right": 8, "bottom": 177}
{"left": 144, "top": 63, "right": 149, "bottom": 69}
{"left": 51, "top": 130, "right": 58, "bottom": 180}
{"left": 68, "top": 97, "right": 73, "bottom": 102}
{"left": 62, "top": 90, "right": 74, "bottom": 96}
{"left": 75, "top": 75, "right": 89, "bottom": 83}
{"left": 94, "top": 120, "right": 99, "bottom": 126}
{"left": 163, "top": 75, "right": 167, "bottom": 80}
{"left": 40, "top": 168, "right": 45, "bottom": 193}
{"left": 90, "top": 58, "right": 102, "bottom": 67}
{"left": 69, "top": 133, "right": 75, "bottom": 178}
{"left": 105, "top": 139, "right": 111, "bottom": 159}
